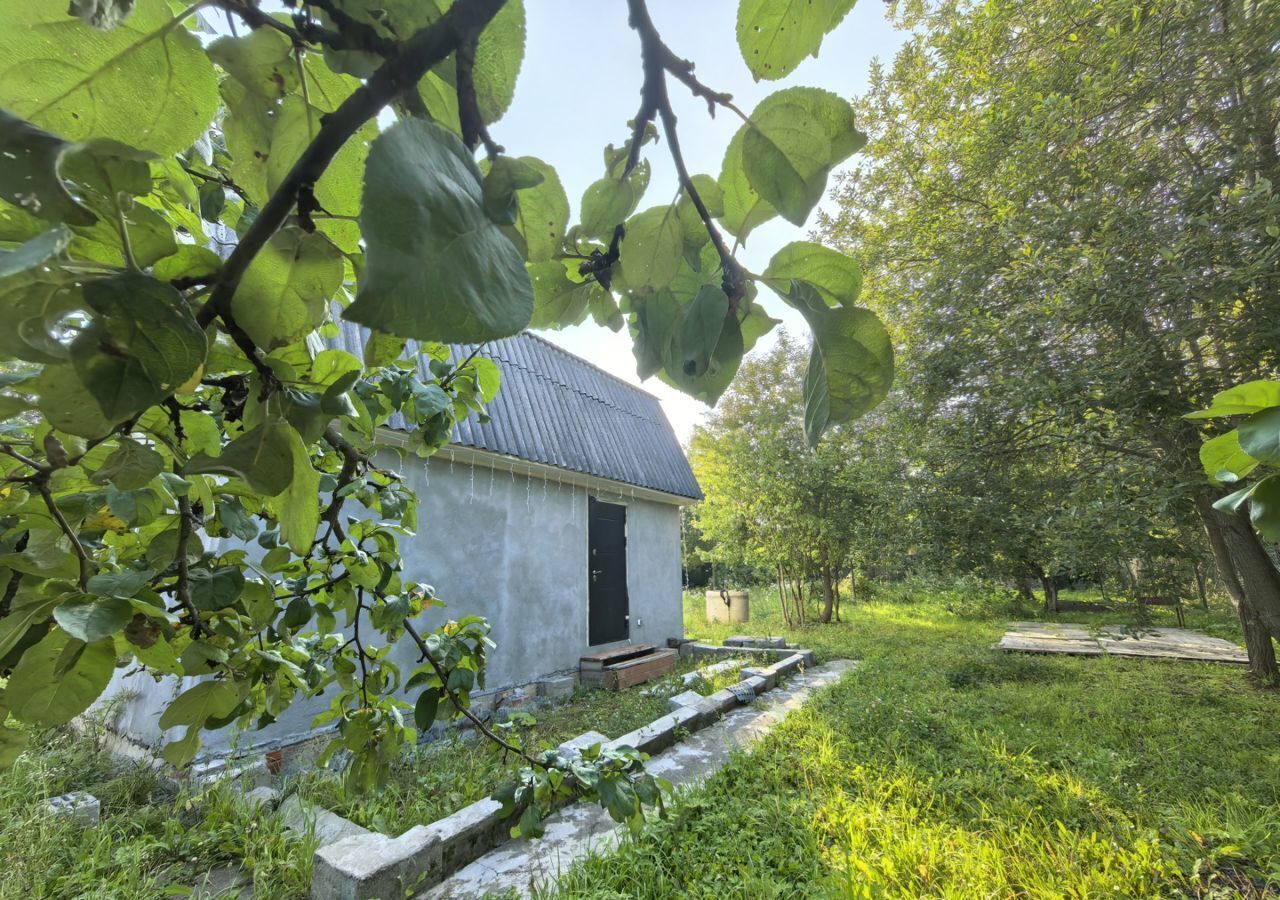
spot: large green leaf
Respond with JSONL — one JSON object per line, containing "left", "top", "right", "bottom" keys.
{"left": 1199, "top": 430, "right": 1259, "bottom": 482}
{"left": 1185, "top": 380, "right": 1280, "bottom": 419}
{"left": 7, "top": 630, "right": 116, "bottom": 728}
{"left": 0, "top": 113, "right": 96, "bottom": 226}
{"left": 504, "top": 157, "right": 569, "bottom": 261}
{"left": 580, "top": 162, "right": 650, "bottom": 240}
{"left": 0, "top": 595, "right": 59, "bottom": 662}
{"left": 1239, "top": 407, "right": 1280, "bottom": 465}
{"left": 787, "top": 280, "right": 893, "bottom": 445}
{"left": 272, "top": 426, "right": 321, "bottom": 555}
{"left": 481, "top": 156, "right": 545, "bottom": 226}
{"left": 0, "top": 227, "right": 71, "bottom": 279}
{"left": 33, "top": 364, "right": 114, "bottom": 438}
{"left": 158, "top": 680, "right": 242, "bottom": 730}
{"left": 91, "top": 436, "right": 165, "bottom": 490}
{"left": 620, "top": 205, "right": 684, "bottom": 293}
{"left": 343, "top": 119, "right": 533, "bottom": 342}
{"left": 0, "top": 0, "right": 219, "bottom": 155}
{"left": 737, "top": 0, "right": 857, "bottom": 81}
{"left": 740, "top": 87, "right": 866, "bottom": 226}
{"left": 762, "top": 241, "right": 863, "bottom": 307}
{"left": 231, "top": 227, "right": 344, "bottom": 351}
{"left": 717, "top": 127, "right": 777, "bottom": 245}
{"left": 185, "top": 417, "right": 296, "bottom": 496}
{"left": 53, "top": 595, "right": 134, "bottom": 643}
{"left": 470, "top": 0, "right": 526, "bottom": 124}
{"left": 528, "top": 261, "right": 603, "bottom": 330}
{"left": 70, "top": 274, "right": 207, "bottom": 421}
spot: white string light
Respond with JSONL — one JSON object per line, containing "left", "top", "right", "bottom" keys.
{"left": 423, "top": 455, "right": 430, "bottom": 487}
{"left": 526, "top": 466, "right": 532, "bottom": 511}
{"left": 488, "top": 462, "right": 494, "bottom": 497}
{"left": 467, "top": 459, "right": 475, "bottom": 503}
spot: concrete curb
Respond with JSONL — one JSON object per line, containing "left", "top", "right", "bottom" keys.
{"left": 310, "top": 647, "right": 816, "bottom": 899}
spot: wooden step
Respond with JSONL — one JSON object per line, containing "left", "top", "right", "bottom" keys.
{"left": 579, "top": 643, "right": 657, "bottom": 671}
{"left": 580, "top": 647, "right": 678, "bottom": 690}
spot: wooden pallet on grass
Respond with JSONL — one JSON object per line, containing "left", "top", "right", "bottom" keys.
{"left": 580, "top": 644, "right": 678, "bottom": 690}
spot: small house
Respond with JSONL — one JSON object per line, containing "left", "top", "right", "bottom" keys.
{"left": 100, "top": 330, "right": 702, "bottom": 762}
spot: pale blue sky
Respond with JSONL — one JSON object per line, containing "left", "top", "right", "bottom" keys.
{"left": 498, "top": 1, "right": 905, "bottom": 441}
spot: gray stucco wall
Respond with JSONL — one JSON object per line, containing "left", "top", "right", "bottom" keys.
{"left": 98, "top": 450, "right": 686, "bottom": 757}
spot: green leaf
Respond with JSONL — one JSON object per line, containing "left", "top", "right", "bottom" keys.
{"left": 632, "top": 290, "right": 682, "bottom": 380}
{"left": 508, "top": 158, "right": 569, "bottom": 263}
{"left": 471, "top": 0, "right": 526, "bottom": 124}
{"left": 414, "top": 687, "right": 440, "bottom": 730}
{"left": 668, "top": 284, "right": 728, "bottom": 381}
{"left": 1185, "top": 380, "right": 1280, "bottom": 419}
{"left": 92, "top": 437, "right": 165, "bottom": 490}
{"left": 0, "top": 112, "right": 96, "bottom": 226}
{"left": 0, "top": 595, "right": 58, "bottom": 662}
{"left": 1199, "top": 430, "right": 1259, "bottom": 483}
{"left": 737, "top": 0, "right": 856, "bottom": 82}
{"left": 159, "top": 680, "right": 242, "bottom": 730}
{"left": 0, "top": 226, "right": 71, "bottom": 279}
{"left": 53, "top": 596, "right": 134, "bottom": 643}
{"left": 1233, "top": 475, "right": 1280, "bottom": 543}
{"left": 528, "top": 261, "right": 604, "bottom": 330}
{"left": 71, "top": 274, "right": 207, "bottom": 421}
{"left": 0, "top": 724, "right": 28, "bottom": 769}
{"left": 580, "top": 162, "right": 650, "bottom": 239}
{"left": 676, "top": 174, "right": 725, "bottom": 245}
{"left": 232, "top": 227, "right": 344, "bottom": 351}
{"left": 344, "top": 119, "right": 534, "bottom": 342}
{"left": 185, "top": 418, "right": 296, "bottom": 495}
{"left": 272, "top": 426, "right": 321, "bottom": 555}
{"left": 662, "top": 311, "right": 743, "bottom": 405}
{"left": 33, "top": 364, "right": 114, "bottom": 438}
{"left": 8, "top": 630, "right": 116, "bottom": 728}
{"left": 741, "top": 87, "right": 866, "bottom": 226}
{"left": 787, "top": 280, "right": 893, "bottom": 445}
{"left": 717, "top": 127, "right": 776, "bottom": 245}
{"left": 762, "top": 241, "right": 863, "bottom": 307}
{"left": 189, "top": 566, "right": 246, "bottom": 612}
{"left": 86, "top": 569, "right": 154, "bottom": 598}
{"left": 1237, "top": 407, "right": 1280, "bottom": 465}
{"left": 620, "top": 205, "right": 684, "bottom": 292}
{"left": 161, "top": 727, "right": 200, "bottom": 767}
{"left": 207, "top": 29, "right": 298, "bottom": 100}
{"left": 0, "top": 0, "right": 219, "bottom": 155}
{"left": 152, "top": 245, "right": 223, "bottom": 284}
{"left": 482, "top": 156, "right": 545, "bottom": 226}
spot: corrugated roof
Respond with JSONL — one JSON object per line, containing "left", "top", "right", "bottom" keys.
{"left": 331, "top": 322, "right": 702, "bottom": 500}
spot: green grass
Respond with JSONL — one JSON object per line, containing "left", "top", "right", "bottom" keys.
{"left": 548, "top": 583, "right": 1280, "bottom": 899}
{"left": 6, "top": 582, "right": 1276, "bottom": 899}
{"left": 294, "top": 655, "right": 715, "bottom": 836}
{"left": 0, "top": 721, "right": 313, "bottom": 900}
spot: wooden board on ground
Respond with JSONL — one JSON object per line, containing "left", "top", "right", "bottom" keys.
{"left": 996, "top": 622, "right": 1247, "bottom": 664}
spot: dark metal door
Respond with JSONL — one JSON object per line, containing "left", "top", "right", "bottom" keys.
{"left": 588, "top": 498, "right": 629, "bottom": 645}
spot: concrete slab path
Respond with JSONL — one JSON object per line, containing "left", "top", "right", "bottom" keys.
{"left": 425, "top": 659, "right": 857, "bottom": 899}
{"left": 997, "top": 621, "right": 1247, "bottom": 664}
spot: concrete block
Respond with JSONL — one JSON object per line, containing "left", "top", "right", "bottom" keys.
{"left": 556, "top": 730, "right": 608, "bottom": 760}
{"left": 423, "top": 798, "right": 509, "bottom": 877}
{"left": 281, "top": 794, "right": 371, "bottom": 847}
{"left": 742, "top": 674, "right": 769, "bottom": 695}
{"left": 244, "top": 786, "right": 280, "bottom": 808}
{"left": 666, "top": 690, "right": 704, "bottom": 712}
{"left": 45, "top": 791, "right": 99, "bottom": 825}
{"left": 769, "top": 653, "right": 806, "bottom": 679}
{"left": 609, "top": 713, "right": 681, "bottom": 755}
{"left": 724, "top": 635, "right": 787, "bottom": 649}
{"left": 191, "top": 757, "right": 270, "bottom": 790}
{"left": 311, "top": 826, "right": 437, "bottom": 900}
{"left": 669, "top": 704, "right": 706, "bottom": 733}
{"left": 740, "top": 667, "right": 778, "bottom": 691}
{"left": 705, "top": 688, "right": 740, "bottom": 714}
{"left": 538, "top": 673, "right": 577, "bottom": 700}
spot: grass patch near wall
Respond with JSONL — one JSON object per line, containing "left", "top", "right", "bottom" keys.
{"left": 0, "top": 722, "right": 312, "bottom": 900}
{"left": 550, "top": 586, "right": 1280, "bottom": 899}
{"left": 295, "top": 657, "right": 711, "bottom": 836}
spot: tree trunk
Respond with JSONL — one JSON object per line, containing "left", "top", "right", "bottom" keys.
{"left": 1196, "top": 496, "right": 1279, "bottom": 680}
{"left": 833, "top": 570, "right": 842, "bottom": 623}
{"left": 1036, "top": 566, "right": 1059, "bottom": 613}
{"left": 1194, "top": 559, "right": 1209, "bottom": 610}
{"left": 1015, "top": 576, "right": 1035, "bottom": 602}
{"left": 818, "top": 555, "right": 835, "bottom": 624}
{"left": 776, "top": 564, "right": 792, "bottom": 629}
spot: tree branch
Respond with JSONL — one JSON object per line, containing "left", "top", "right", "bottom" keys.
{"left": 456, "top": 35, "right": 503, "bottom": 158}
{"left": 34, "top": 479, "right": 92, "bottom": 590}
{"left": 195, "top": 0, "right": 509, "bottom": 344}
{"left": 175, "top": 495, "right": 208, "bottom": 638}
